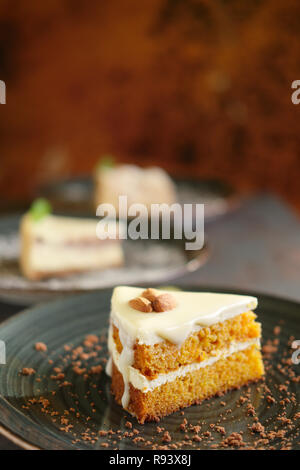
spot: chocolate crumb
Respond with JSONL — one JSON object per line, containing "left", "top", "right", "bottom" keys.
{"left": 162, "top": 431, "right": 171, "bottom": 443}
{"left": 21, "top": 367, "right": 35, "bottom": 376}
{"left": 251, "top": 422, "right": 265, "bottom": 433}
{"left": 35, "top": 342, "right": 47, "bottom": 352}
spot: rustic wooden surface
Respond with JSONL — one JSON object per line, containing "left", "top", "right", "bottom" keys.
{"left": 1, "top": 1, "right": 300, "bottom": 210}
{"left": 0, "top": 193, "right": 299, "bottom": 449}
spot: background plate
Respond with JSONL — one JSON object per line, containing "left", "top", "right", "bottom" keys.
{"left": 39, "top": 176, "right": 240, "bottom": 220}
{"left": 0, "top": 215, "right": 208, "bottom": 305}
{"left": 0, "top": 287, "right": 299, "bottom": 450}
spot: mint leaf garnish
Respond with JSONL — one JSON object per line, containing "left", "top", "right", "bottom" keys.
{"left": 29, "top": 198, "right": 52, "bottom": 221}
{"left": 96, "top": 155, "right": 115, "bottom": 171}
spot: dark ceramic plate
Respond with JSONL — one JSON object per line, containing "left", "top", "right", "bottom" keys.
{"left": 39, "top": 176, "right": 240, "bottom": 221}
{"left": 0, "top": 215, "right": 208, "bottom": 305}
{"left": 0, "top": 287, "right": 299, "bottom": 450}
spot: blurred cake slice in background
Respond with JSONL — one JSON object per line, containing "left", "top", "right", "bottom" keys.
{"left": 94, "top": 157, "right": 177, "bottom": 214}
{"left": 20, "top": 199, "right": 124, "bottom": 280}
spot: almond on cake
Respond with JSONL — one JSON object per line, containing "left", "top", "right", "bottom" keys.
{"left": 106, "top": 286, "right": 264, "bottom": 423}
{"left": 20, "top": 199, "right": 124, "bottom": 280}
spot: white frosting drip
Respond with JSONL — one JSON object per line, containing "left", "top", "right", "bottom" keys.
{"left": 105, "top": 356, "right": 112, "bottom": 376}
{"left": 107, "top": 321, "right": 135, "bottom": 408}
{"left": 117, "top": 327, "right": 135, "bottom": 408}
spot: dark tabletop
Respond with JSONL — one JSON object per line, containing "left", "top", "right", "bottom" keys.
{"left": 181, "top": 193, "right": 300, "bottom": 301}
{"left": 0, "top": 192, "right": 299, "bottom": 450}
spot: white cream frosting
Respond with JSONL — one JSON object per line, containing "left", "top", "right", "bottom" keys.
{"left": 111, "top": 286, "right": 258, "bottom": 346}
{"left": 25, "top": 214, "right": 124, "bottom": 244}
{"left": 107, "top": 286, "right": 259, "bottom": 409}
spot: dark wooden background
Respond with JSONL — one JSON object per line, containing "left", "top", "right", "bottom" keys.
{"left": 0, "top": 0, "right": 300, "bottom": 210}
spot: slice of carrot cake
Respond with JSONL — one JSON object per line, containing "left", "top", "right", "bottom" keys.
{"left": 94, "top": 160, "right": 177, "bottom": 214}
{"left": 106, "top": 286, "right": 264, "bottom": 423}
{"left": 20, "top": 199, "right": 124, "bottom": 280}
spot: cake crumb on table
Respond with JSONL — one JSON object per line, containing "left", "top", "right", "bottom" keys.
{"left": 21, "top": 367, "right": 36, "bottom": 376}
{"left": 35, "top": 342, "right": 47, "bottom": 352}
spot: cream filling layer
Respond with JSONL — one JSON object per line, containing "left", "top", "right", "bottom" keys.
{"left": 30, "top": 242, "right": 123, "bottom": 272}
{"left": 128, "top": 339, "right": 261, "bottom": 393}
{"left": 107, "top": 328, "right": 260, "bottom": 407}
